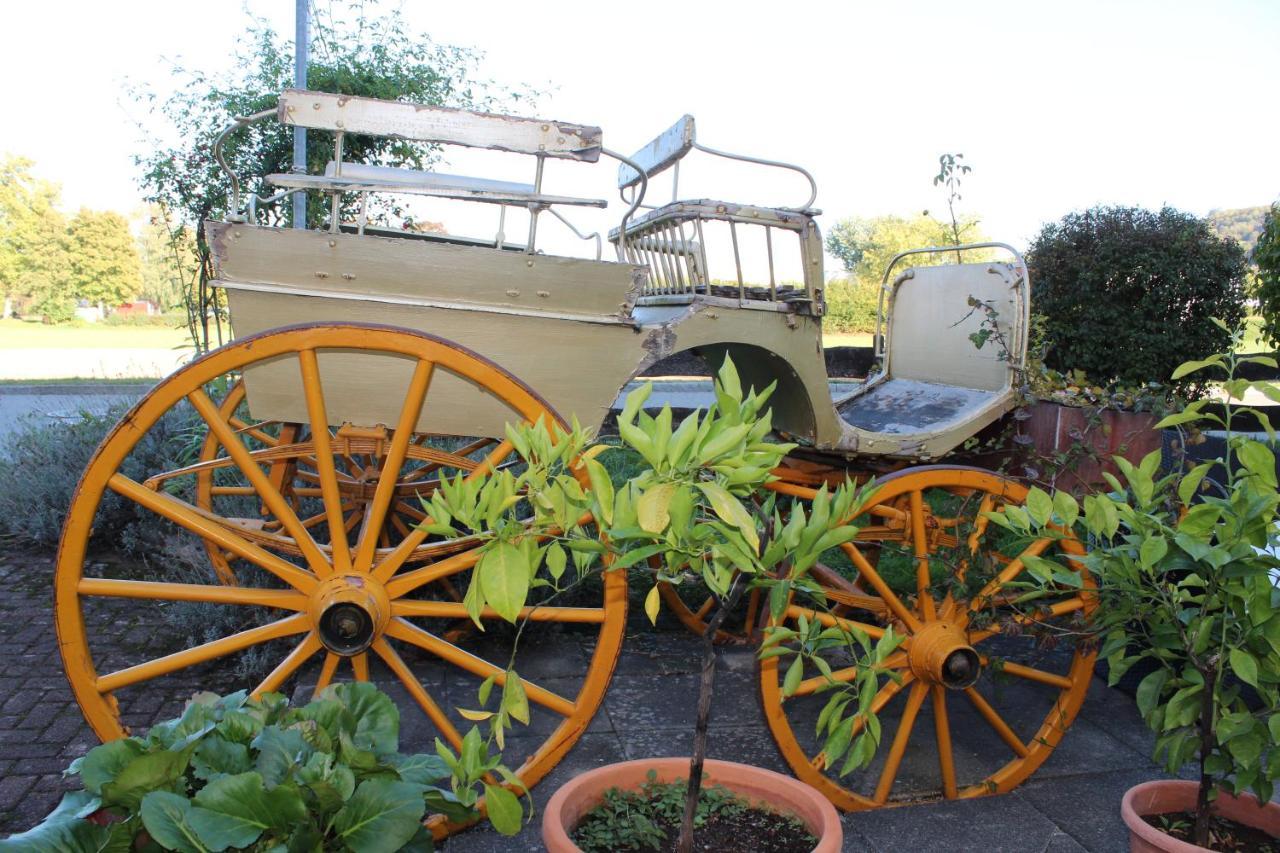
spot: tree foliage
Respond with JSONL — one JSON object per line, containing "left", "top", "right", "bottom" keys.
{"left": 0, "top": 155, "right": 69, "bottom": 317}
{"left": 824, "top": 213, "right": 985, "bottom": 281}
{"left": 1027, "top": 205, "right": 1249, "bottom": 393}
{"left": 131, "top": 0, "right": 536, "bottom": 350}
{"left": 137, "top": 206, "right": 199, "bottom": 311}
{"left": 1253, "top": 203, "right": 1280, "bottom": 348}
{"left": 1206, "top": 205, "right": 1272, "bottom": 255}
{"left": 65, "top": 209, "right": 142, "bottom": 308}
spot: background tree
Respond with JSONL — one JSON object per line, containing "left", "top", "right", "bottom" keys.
{"left": 0, "top": 156, "right": 69, "bottom": 320}
{"left": 1206, "top": 205, "right": 1272, "bottom": 254}
{"left": 1027, "top": 205, "right": 1248, "bottom": 393}
{"left": 136, "top": 206, "right": 198, "bottom": 311}
{"left": 65, "top": 210, "right": 142, "bottom": 310}
{"left": 131, "top": 1, "right": 537, "bottom": 351}
{"left": 1254, "top": 203, "right": 1280, "bottom": 347}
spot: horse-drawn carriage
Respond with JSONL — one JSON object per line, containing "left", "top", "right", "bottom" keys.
{"left": 54, "top": 90, "right": 1094, "bottom": 836}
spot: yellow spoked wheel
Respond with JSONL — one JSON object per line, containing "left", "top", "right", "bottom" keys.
{"left": 54, "top": 323, "right": 627, "bottom": 837}
{"left": 760, "top": 465, "right": 1096, "bottom": 809}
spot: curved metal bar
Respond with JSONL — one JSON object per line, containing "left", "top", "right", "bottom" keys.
{"left": 691, "top": 140, "right": 818, "bottom": 212}
{"left": 601, "top": 147, "right": 648, "bottom": 257}
{"left": 546, "top": 208, "right": 603, "bottom": 260}
{"left": 246, "top": 188, "right": 296, "bottom": 223}
{"left": 874, "top": 242, "right": 1030, "bottom": 368}
{"left": 212, "top": 108, "right": 277, "bottom": 221}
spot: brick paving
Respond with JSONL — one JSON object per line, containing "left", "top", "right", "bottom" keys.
{"left": 0, "top": 545, "right": 1228, "bottom": 851}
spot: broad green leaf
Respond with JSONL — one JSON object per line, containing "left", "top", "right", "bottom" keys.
{"left": 502, "top": 673, "right": 530, "bottom": 726}
{"left": 250, "top": 726, "right": 312, "bottom": 789}
{"left": 644, "top": 585, "right": 661, "bottom": 626}
{"left": 545, "top": 541, "right": 567, "bottom": 581}
{"left": 1052, "top": 491, "right": 1079, "bottom": 529}
{"left": 336, "top": 682, "right": 401, "bottom": 755}
{"left": 394, "top": 753, "right": 451, "bottom": 787}
{"left": 1139, "top": 536, "right": 1168, "bottom": 569}
{"left": 637, "top": 482, "right": 676, "bottom": 533}
{"left": 483, "top": 784, "right": 523, "bottom": 836}
{"left": 0, "top": 814, "right": 127, "bottom": 853}
{"left": 1178, "top": 463, "right": 1213, "bottom": 506}
{"left": 191, "top": 736, "right": 251, "bottom": 782}
{"left": 332, "top": 779, "right": 428, "bottom": 853}
{"left": 101, "top": 749, "right": 191, "bottom": 811}
{"left": 1171, "top": 356, "right": 1224, "bottom": 380}
{"left": 697, "top": 481, "right": 760, "bottom": 552}
{"left": 782, "top": 656, "right": 803, "bottom": 697}
{"left": 1178, "top": 504, "right": 1221, "bottom": 538}
{"left": 478, "top": 541, "right": 530, "bottom": 623}
{"left": 1135, "top": 669, "right": 1169, "bottom": 719}
{"left": 1025, "top": 488, "right": 1053, "bottom": 526}
{"left": 1229, "top": 648, "right": 1260, "bottom": 688}
{"left": 1154, "top": 411, "right": 1204, "bottom": 430}
{"left": 190, "top": 771, "right": 306, "bottom": 849}
{"left": 140, "top": 792, "right": 208, "bottom": 853}
{"left": 78, "top": 738, "right": 145, "bottom": 795}
{"left": 1237, "top": 440, "right": 1277, "bottom": 488}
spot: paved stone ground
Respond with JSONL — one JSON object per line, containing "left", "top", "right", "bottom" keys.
{"left": 0, "top": 546, "right": 1184, "bottom": 851}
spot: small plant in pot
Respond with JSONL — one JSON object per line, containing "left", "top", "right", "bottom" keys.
{"left": 420, "top": 359, "right": 898, "bottom": 852}
{"left": 1012, "top": 324, "right": 1280, "bottom": 851}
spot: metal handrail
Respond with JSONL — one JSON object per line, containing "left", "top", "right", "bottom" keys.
{"left": 690, "top": 140, "right": 818, "bottom": 212}
{"left": 212, "top": 108, "right": 276, "bottom": 222}
{"left": 546, "top": 208, "right": 603, "bottom": 260}
{"left": 600, "top": 148, "right": 648, "bottom": 257}
{"left": 874, "top": 241, "right": 1031, "bottom": 372}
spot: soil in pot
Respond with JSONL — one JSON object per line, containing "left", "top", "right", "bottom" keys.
{"left": 571, "top": 771, "right": 817, "bottom": 853}
{"left": 1141, "top": 811, "right": 1279, "bottom": 852}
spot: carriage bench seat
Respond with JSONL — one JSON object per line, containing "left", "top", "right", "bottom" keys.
{"left": 268, "top": 161, "right": 608, "bottom": 209}
{"left": 838, "top": 379, "right": 1000, "bottom": 435}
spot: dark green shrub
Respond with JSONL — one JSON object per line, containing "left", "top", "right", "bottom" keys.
{"left": 1026, "top": 205, "right": 1248, "bottom": 392}
{"left": 1254, "top": 203, "right": 1280, "bottom": 348}
{"left": 823, "top": 276, "right": 879, "bottom": 334}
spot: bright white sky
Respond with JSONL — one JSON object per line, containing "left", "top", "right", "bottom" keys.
{"left": 2, "top": 0, "right": 1277, "bottom": 273}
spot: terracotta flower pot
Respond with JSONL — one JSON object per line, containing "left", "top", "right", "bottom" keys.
{"left": 1120, "top": 779, "right": 1280, "bottom": 852}
{"left": 542, "top": 757, "right": 842, "bottom": 853}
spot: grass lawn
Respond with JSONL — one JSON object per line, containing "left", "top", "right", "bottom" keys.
{"left": 0, "top": 318, "right": 193, "bottom": 350}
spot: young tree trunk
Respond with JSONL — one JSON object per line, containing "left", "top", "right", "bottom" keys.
{"left": 1193, "top": 666, "right": 1217, "bottom": 848}
{"left": 676, "top": 580, "right": 749, "bottom": 853}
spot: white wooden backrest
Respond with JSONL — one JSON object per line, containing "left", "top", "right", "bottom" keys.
{"left": 278, "top": 89, "right": 603, "bottom": 162}
{"left": 617, "top": 115, "right": 696, "bottom": 189}
{"left": 886, "top": 263, "right": 1020, "bottom": 392}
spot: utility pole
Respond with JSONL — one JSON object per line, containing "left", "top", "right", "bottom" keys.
{"left": 292, "top": 0, "right": 308, "bottom": 229}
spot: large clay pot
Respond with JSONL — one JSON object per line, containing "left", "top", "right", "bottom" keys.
{"left": 1019, "top": 402, "right": 1161, "bottom": 495}
{"left": 542, "top": 757, "right": 842, "bottom": 853}
{"left": 1120, "top": 779, "right": 1280, "bottom": 852}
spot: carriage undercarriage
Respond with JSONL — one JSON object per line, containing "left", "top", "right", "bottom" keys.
{"left": 52, "top": 90, "right": 1096, "bottom": 840}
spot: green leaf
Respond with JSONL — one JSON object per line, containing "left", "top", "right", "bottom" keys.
{"left": 697, "top": 481, "right": 760, "bottom": 552}
{"left": 140, "top": 791, "right": 209, "bottom": 853}
{"left": 0, "top": 815, "right": 127, "bottom": 853}
{"left": 544, "top": 541, "right": 567, "bottom": 581}
{"left": 1052, "top": 491, "right": 1079, "bottom": 529}
{"left": 782, "top": 656, "right": 803, "bottom": 697}
{"left": 1229, "top": 648, "right": 1260, "bottom": 688}
{"left": 1139, "top": 536, "right": 1168, "bottom": 569}
{"left": 332, "top": 779, "right": 428, "bottom": 853}
{"left": 1025, "top": 488, "right": 1053, "bottom": 526}
{"left": 1178, "top": 463, "right": 1213, "bottom": 506}
{"left": 78, "top": 738, "right": 145, "bottom": 795}
{"left": 336, "top": 681, "right": 401, "bottom": 755}
{"left": 190, "top": 771, "right": 306, "bottom": 849}
{"left": 1178, "top": 504, "right": 1221, "bottom": 538}
{"left": 1171, "top": 356, "right": 1224, "bottom": 380}
{"left": 644, "top": 585, "right": 661, "bottom": 626}
{"left": 251, "top": 727, "right": 312, "bottom": 789}
{"left": 1154, "top": 411, "right": 1204, "bottom": 430}
{"left": 502, "top": 673, "right": 530, "bottom": 726}
{"left": 394, "top": 753, "right": 450, "bottom": 787}
{"left": 637, "top": 482, "right": 676, "bottom": 533}
{"left": 1237, "top": 440, "right": 1277, "bottom": 488}
{"left": 1135, "top": 669, "right": 1169, "bottom": 719}
{"left": 191, "top": 736, "right": 251, "bottom": 782}
{"left": 483, "top": 784, "right": 523, "bottom": 836}
{"left": 478, "top": 541, "right": 530, "bottom": 623}
{"left": 101, "top": 749, "right": 192, "bottom": 811}
{"left": 583, "top": 457, "right": 614, "bottom": 525}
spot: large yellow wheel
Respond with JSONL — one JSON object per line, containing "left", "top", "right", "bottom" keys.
{"left": 760, "top": 466, "right": 1096, "bottom": 809}
{"left": 54, "top": 323, "right": 627, "bottom": 838}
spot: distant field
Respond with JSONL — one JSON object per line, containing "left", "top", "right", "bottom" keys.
{"left": 0, "top": 319, "right": 192, "bottom": 350}
{"left": 822, "top": 331, "right": 873, "bottom": 348}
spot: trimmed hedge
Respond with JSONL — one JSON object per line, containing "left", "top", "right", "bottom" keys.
{"left": 1027, "top": 205, "right": 1248, "bottom": 392}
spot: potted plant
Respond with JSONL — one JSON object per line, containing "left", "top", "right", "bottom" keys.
{"left": 0, "top": 682, "right": 526, "bottom": 851}
{"left": 1009, "top": 323, "right": 1280, "bottom": 850}
{"left": 419, "top": 358, "right": 897, "bottom": 852}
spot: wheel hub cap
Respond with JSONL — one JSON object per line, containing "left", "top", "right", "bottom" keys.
{"left": 908, "top": 621, "right": 981, "bottom": 689}
{"left": 311, "top": 574, "right": 389, "bottom": 656}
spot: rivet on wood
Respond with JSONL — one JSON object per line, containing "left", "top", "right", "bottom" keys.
{"left": 506, "top": 289, "right": 520, "bottom": 297}
{"left": 536, "top": 290, "right": 550, "bottom": 298}
{"left": 327, "top": 239, "right": 337, "bottom": 248}
{"left": 315, "top": 272, "right": 329, "bottom": 279}
{"left": 342, "top": 273, "right": 355, "bottom": 281}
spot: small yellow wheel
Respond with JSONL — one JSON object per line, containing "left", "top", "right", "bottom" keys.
{"left": 760, "top": 466, "right": 1096, "bottom": 809}
{"left": 55, "top": 323, "right": 627, "bottom": 838}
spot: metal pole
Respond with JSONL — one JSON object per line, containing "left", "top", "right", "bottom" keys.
{"left": 292, "top": 0, "right": 308, "bottom": 229}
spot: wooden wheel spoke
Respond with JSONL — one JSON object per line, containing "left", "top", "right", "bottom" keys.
{"left": 984, "top": 658, "right": 1074, "bottom": 690}
{"left": 908, "top": 491, "right": 937, "bottom": 621}
{"left": 372, "top": 638, "right": 465, "bottom": 752}
{"left": 352, "top": 653, "right": 369, "bottom": 682}
{"left": 189, "top": 388, "right": 331, "bottom": 576}
{"left": 385, "top": 618, "right": 575, "bottom": 717}
{"left": 784, "top": 605, "right": 885, "bottom": 639}
{"left": 969, "top": 537, "right": 1054, "bottom": 609}
{"left": 354, "top": 359, "right": 435, "bottom": 573}
{"left": 299, "top": 349, "right": 352, "bottom": 573}
{"left": 96, "top": 613, "right": 310, "bottom": 693}
{"left": 253, "top": 633, "right": 321, "bottom": 697}
{"left": 931, "top": 684, "right": 958, "bottom": 799}
{"left": 314, "top": 653, "right": 341, "bottom": 698}
{"left": 873, "top": 680, "right": 928, "bottom": 804}
{"left": 694, "top": 597, "right": 715, "bottom": 620}
{"left": 391, "top": 600, "right": 607, "bottom": 624}
{"left": 836, "top": 544, "right": 922, "bottom": 632}
{"left": 227, "top": 416, "right": 280, "bottom": 447}
{"left": 77, "top": 577, "right": 307, "bottom": 610}
{"left": 964, "top": 686, "right": 1030, "bottom": 758}
{"left": 108, "top": 474, "right": 316, "bottom": 592}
